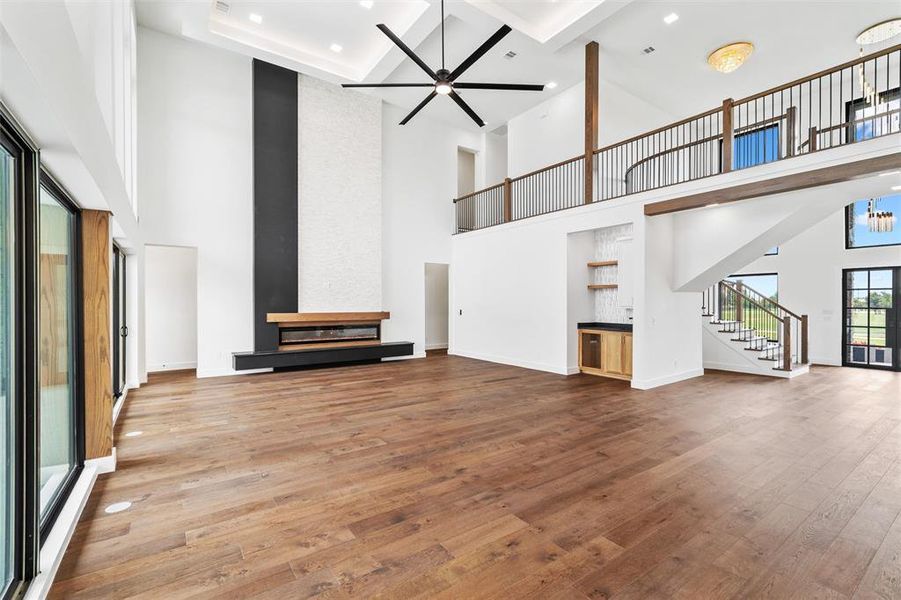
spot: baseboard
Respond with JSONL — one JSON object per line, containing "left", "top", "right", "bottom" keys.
{"left": 86, "top": 448, "right": 116, "bottom": 475}
{"left": 450, "top": 349, "right": 569, "bottom": 375}
{"left": 383, "top": 352, "right": 426, "bottom": 361}
{"left": 566, "top": 365, "right": 581, "bottom": 375}
{"left": 23, "top": 465, "right": 99, "bottom": 600}
{"left": 810, "top": 357, "right": 841, "bottom": 367}
{"left": 631, "top": 368, "right": 704, "bottom": 390}
{"left": 112, "top": 388, "right": 128, "bottom": 426}
{"left": 147, "top": 361, "right": 197, "bottom": 372}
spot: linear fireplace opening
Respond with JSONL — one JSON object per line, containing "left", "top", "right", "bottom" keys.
{"left": 280, "top": 324, "right": 380, "bottom": 347}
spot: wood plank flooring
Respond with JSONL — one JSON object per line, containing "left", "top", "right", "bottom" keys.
{"left": 51, "top": 356, "right": 901, "bottom": 599}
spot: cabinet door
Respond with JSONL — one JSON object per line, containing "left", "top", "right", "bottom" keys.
{"left": 601, "top": 332, "right": 624, "bottom": 374}
{"left": 580, "top": 332, "right": 602, "bottom": 370}
{"left": 622, "top": 334, "right": 633, "bottom": 377}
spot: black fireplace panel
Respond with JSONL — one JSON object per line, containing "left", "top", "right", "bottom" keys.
{"left": 279, "top": 324, "right": 380, "bottom": 346}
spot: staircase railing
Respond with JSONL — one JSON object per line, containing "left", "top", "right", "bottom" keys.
{"left": 453, "top": 43, "right": 901, "bottom": 234}
{"left": 702, "top": 280, "right": 809, "bottom": 371}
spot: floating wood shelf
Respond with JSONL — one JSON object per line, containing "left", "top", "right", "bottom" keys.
{"left": 587, "top": 260, "right": 618, "bottom": 268}
{"left": 588, "top": 284, "right": 618, "bottom": 290}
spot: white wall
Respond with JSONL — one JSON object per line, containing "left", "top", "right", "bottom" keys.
{"left": 506, "top": 79, "right": 675, "bottom": 178}
{"left": 382, "top": 102, "right": 484, "bottom": 358}
{"left": 137, "top": 27, "right": 254, "bottom": 378}
{"left": 298, "top": 75, "right": 382, "bottom": 311}
{"left": 457, "top": 148, "right": 475, "bottom": 197}
{"left": 145, "top": 246, "right": 197, "bottom": 371}
{"left": 485, "top": 131, "right": 507, "bottom": 187}
{"left": 738, "top": 208, "right": 901, "bottom": 366}
{"left": 424, "top": 263, "right": 449, "bottom": 350}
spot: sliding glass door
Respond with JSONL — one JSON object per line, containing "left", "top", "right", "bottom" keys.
{"left": 0, "top": 127, "right": 18, "bottom": 600}
{"left": 112, "top": 245, "right": 126, "bottom": 399}
{"left": 37, "top": 179, "right": 81, "bottom": 532}
{"left": 844, "top": 267, "right": 900, "bottom": 371}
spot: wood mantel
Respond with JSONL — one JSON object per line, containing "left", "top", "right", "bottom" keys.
{"left": 267, "top": 311, "right": 390, "bottom": 324}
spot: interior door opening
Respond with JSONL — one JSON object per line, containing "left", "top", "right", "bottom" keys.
{"left": 424, "top": 263, "right": 449, "bottom": 355}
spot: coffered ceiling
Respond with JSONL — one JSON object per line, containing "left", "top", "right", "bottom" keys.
{"left": 136, "top": 1, "right": 901, "bottom": 131}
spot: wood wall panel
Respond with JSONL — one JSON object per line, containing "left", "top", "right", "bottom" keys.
{"left": 81, "top": 210, "right": 112, "bottom": 459}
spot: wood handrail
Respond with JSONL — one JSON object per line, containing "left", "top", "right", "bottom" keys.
{"left": 593, "top": 106, "right": 723, "bottom": 156}
{"left": 510, "top": 154, "right": 584, "bottom": 183}
{"left": 733, "top": 281, "right": 802, "bottom": 321}
{"left": 719, "top": 281, "right": 782, "bottom": 320}
{"left": 735, "top": 43, "right": 901, "bottom": 106}
{"left": 453, "top": 182, "right": 504, "bottom": 203}
{"left": 800, "top": 108, "right": 901, "bottom": 149}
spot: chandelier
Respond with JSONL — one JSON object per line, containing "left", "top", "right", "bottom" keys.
{"left": 867, "top": 199, "right": 895, "bottom": 233}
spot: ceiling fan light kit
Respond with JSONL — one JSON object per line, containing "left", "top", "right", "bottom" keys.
{"left": 342, "top": 0, "right": 544, "bottom": 126}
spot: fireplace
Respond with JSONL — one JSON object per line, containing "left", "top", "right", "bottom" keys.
{"left": 279, "top": 324, "right": 380, "bottom": 347}
{"left": 266, "top": 312, "right": 390, "bottom": 351}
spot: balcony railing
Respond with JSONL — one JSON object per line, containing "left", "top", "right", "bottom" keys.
{"left": 454, "top": 43, "right": 901, "bottom": 234}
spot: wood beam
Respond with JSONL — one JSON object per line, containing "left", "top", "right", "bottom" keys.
{"left": 643, "top": 152, "right": 901, "bottom": 216}
{"left": 81, "top": 209, "right": 113, "bottom": 459}
{"left": 584, "top": 41, "right": 599, "bottom": 204}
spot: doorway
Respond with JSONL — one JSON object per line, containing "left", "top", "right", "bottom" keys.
{"left": 457, "top": 147, "right": 475, "bottom": 198}
{"left": 424, "top": 263, "right": 449, "bottom": 354}
{"left": 145, "top": 245, "right": 198, "bottom": 372}
{"left": 843, "top": 267, "right": 899, "bottom": 371}
{"left": 112, "top": 243, "right": 127, "bottom": 398}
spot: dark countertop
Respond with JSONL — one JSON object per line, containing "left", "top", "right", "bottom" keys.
{"left": 578, "top": 321, "right": 633, "bottom": 332}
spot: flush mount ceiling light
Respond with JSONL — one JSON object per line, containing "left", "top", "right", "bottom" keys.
{"left": 248, "top": 12, "right": 262, "bottom": 24}
{"left": 663, "top": 12, "right": 679, "bottom": 25}
{"left": 707, "top": 42, "right": 754, "bottom": 74}
{"left": 546, "top": 81, "right": 558, "bottom": 89}
{"left": 856, "top": 18, "right": 901, "bottom": 45}
{"left": 330, "top": 43, "right": 343, "bottom": 53}
{"left": 360, "top": 0, "right": 374, "bottom": 8}
{"left": 342, "top": 0, "right": 544, "bottom": 126}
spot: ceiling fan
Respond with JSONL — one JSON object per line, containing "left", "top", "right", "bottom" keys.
{"left": 342, "top": 0, "right": 544, "bottom": 127}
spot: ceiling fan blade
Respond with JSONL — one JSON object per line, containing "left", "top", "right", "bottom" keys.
{"left": 449, "top": 25, "right": 512, "bottom": 81}
{"left": 400, "top": 91, "right": 438, "bottom": 125}
{"left": 454, "top": 83, "right": 544, "bottom": 91}
{"left": 449, "top": 91, "right": 485, "bottom": 127}
{"left": 342, "top": 83, "right": 434, "bottom": 88}
{"left": 377, "top": 24, "right": 438, "bottom": 81}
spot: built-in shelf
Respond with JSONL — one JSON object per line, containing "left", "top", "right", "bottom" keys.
{"left": 587, "top": 260, "right": 618, "bottom": 268}
{"left": 588, "top": 284, "right": 618, "bottom": 290}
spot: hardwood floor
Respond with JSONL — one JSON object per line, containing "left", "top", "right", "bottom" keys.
{"left": 51, "top": 356, "right": 901, "bottom": 599}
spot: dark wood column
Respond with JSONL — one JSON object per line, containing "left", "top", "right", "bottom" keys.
{"left": 252, "top": 60, "right": 298, "bottom": 351}
{"left": 584, "top": 41, "right": 599, "bottom": 204}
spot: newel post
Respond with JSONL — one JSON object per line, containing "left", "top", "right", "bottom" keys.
{"left": 503, "top": 177, "right": 512, "bottom": 223}
{"left": 808, "top": 126, "right": 818, "bottom": 152}
{"left": 721, "top": 98, "right": 734, "bottom": 173}
{"left": 782, "top": 316, "right": 792, "bottom": 371}
{"left": 584, "top": 41, "right": 599, "bottom": 204}
{"left": 801, "top": 315, "right": 809, "bottom": 364}
{"left": 735, "top": 281, "right": 744, "bottom": 323}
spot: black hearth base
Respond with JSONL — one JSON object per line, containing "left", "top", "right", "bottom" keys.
{"left": 232, "top": 342, "right": 414, "bottom": 371}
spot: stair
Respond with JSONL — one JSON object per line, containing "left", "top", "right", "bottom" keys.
{"left": 701, "top": 280, "right": 809, "bottom": 379}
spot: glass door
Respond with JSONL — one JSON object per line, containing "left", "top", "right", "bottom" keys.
{"left": 0, "top": 127, "right": 18, "bottom": 600}
{"left": 843, "top": 267, "right": 899, "bottom": 371}
{"left": 112, "top": 244, "right": 126, "bottom": 399}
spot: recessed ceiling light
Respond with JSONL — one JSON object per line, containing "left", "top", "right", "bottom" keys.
{"left": 546, "top": 81, "right": 558, "bottom": 89}
{"left": 891, "top": 185, "right": 901, "bottom": 191}
{"left": 104, "top": 501, "right": 132, "bottom": 514}
{"left": 708, "top": 42, "right": 754, "bottom": 74}
{"left": 125, "top": 431, "right": 143, "bottom": 438}
{"left": 330, "top": 43, "right": 343, "bottom": 53}
{"left": 248, "top": 13, "right": 262, "bottom": 24}
{"left": 707, "top": 203, "right": 720, "bottom": 207}
{"left": 359, "top": 0, "right": 374, "bottom": 8}
{"left": 878, "top": 171, "right": 900, "bottom": 177}
{"left": 663, "top": 13, "right": 679, "bottom": 25}
{"left": 856, "top": 19, "right": 901, "bottom": 45}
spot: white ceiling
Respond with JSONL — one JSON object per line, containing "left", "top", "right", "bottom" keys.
{"left": 135, "top": 0, "right": 901, "bottom": 132}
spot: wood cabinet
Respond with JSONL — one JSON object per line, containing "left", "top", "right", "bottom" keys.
{"left": 579, "top": 329, "right": 632, "bottom": 381}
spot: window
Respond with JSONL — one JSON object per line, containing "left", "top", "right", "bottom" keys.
{"left": 844, "top": 268, "right": 899, "bottom": 370}
{"left": 732, "top": 124, "right": 781, "bottom": 170}
{"left": 725, "top": 273, "right": 778, "bottom": 302}
{"left": 37, "top": 179, "right": 82, "bottom": 532}
{"left": 0, "top": 124, "right": 17, "bottom": 600}
{"left": 846, "top": 195, "right": 901, "bottom": 249}
{"left": 764, "top": 247, "right": 779, "bottom": 256}
{"left": 848, "top": 89, "right": 900, "bottom": 143}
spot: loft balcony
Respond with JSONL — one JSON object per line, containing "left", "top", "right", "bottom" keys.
{"left": 454, "top": 43, "right": 901, "bottom": 234}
